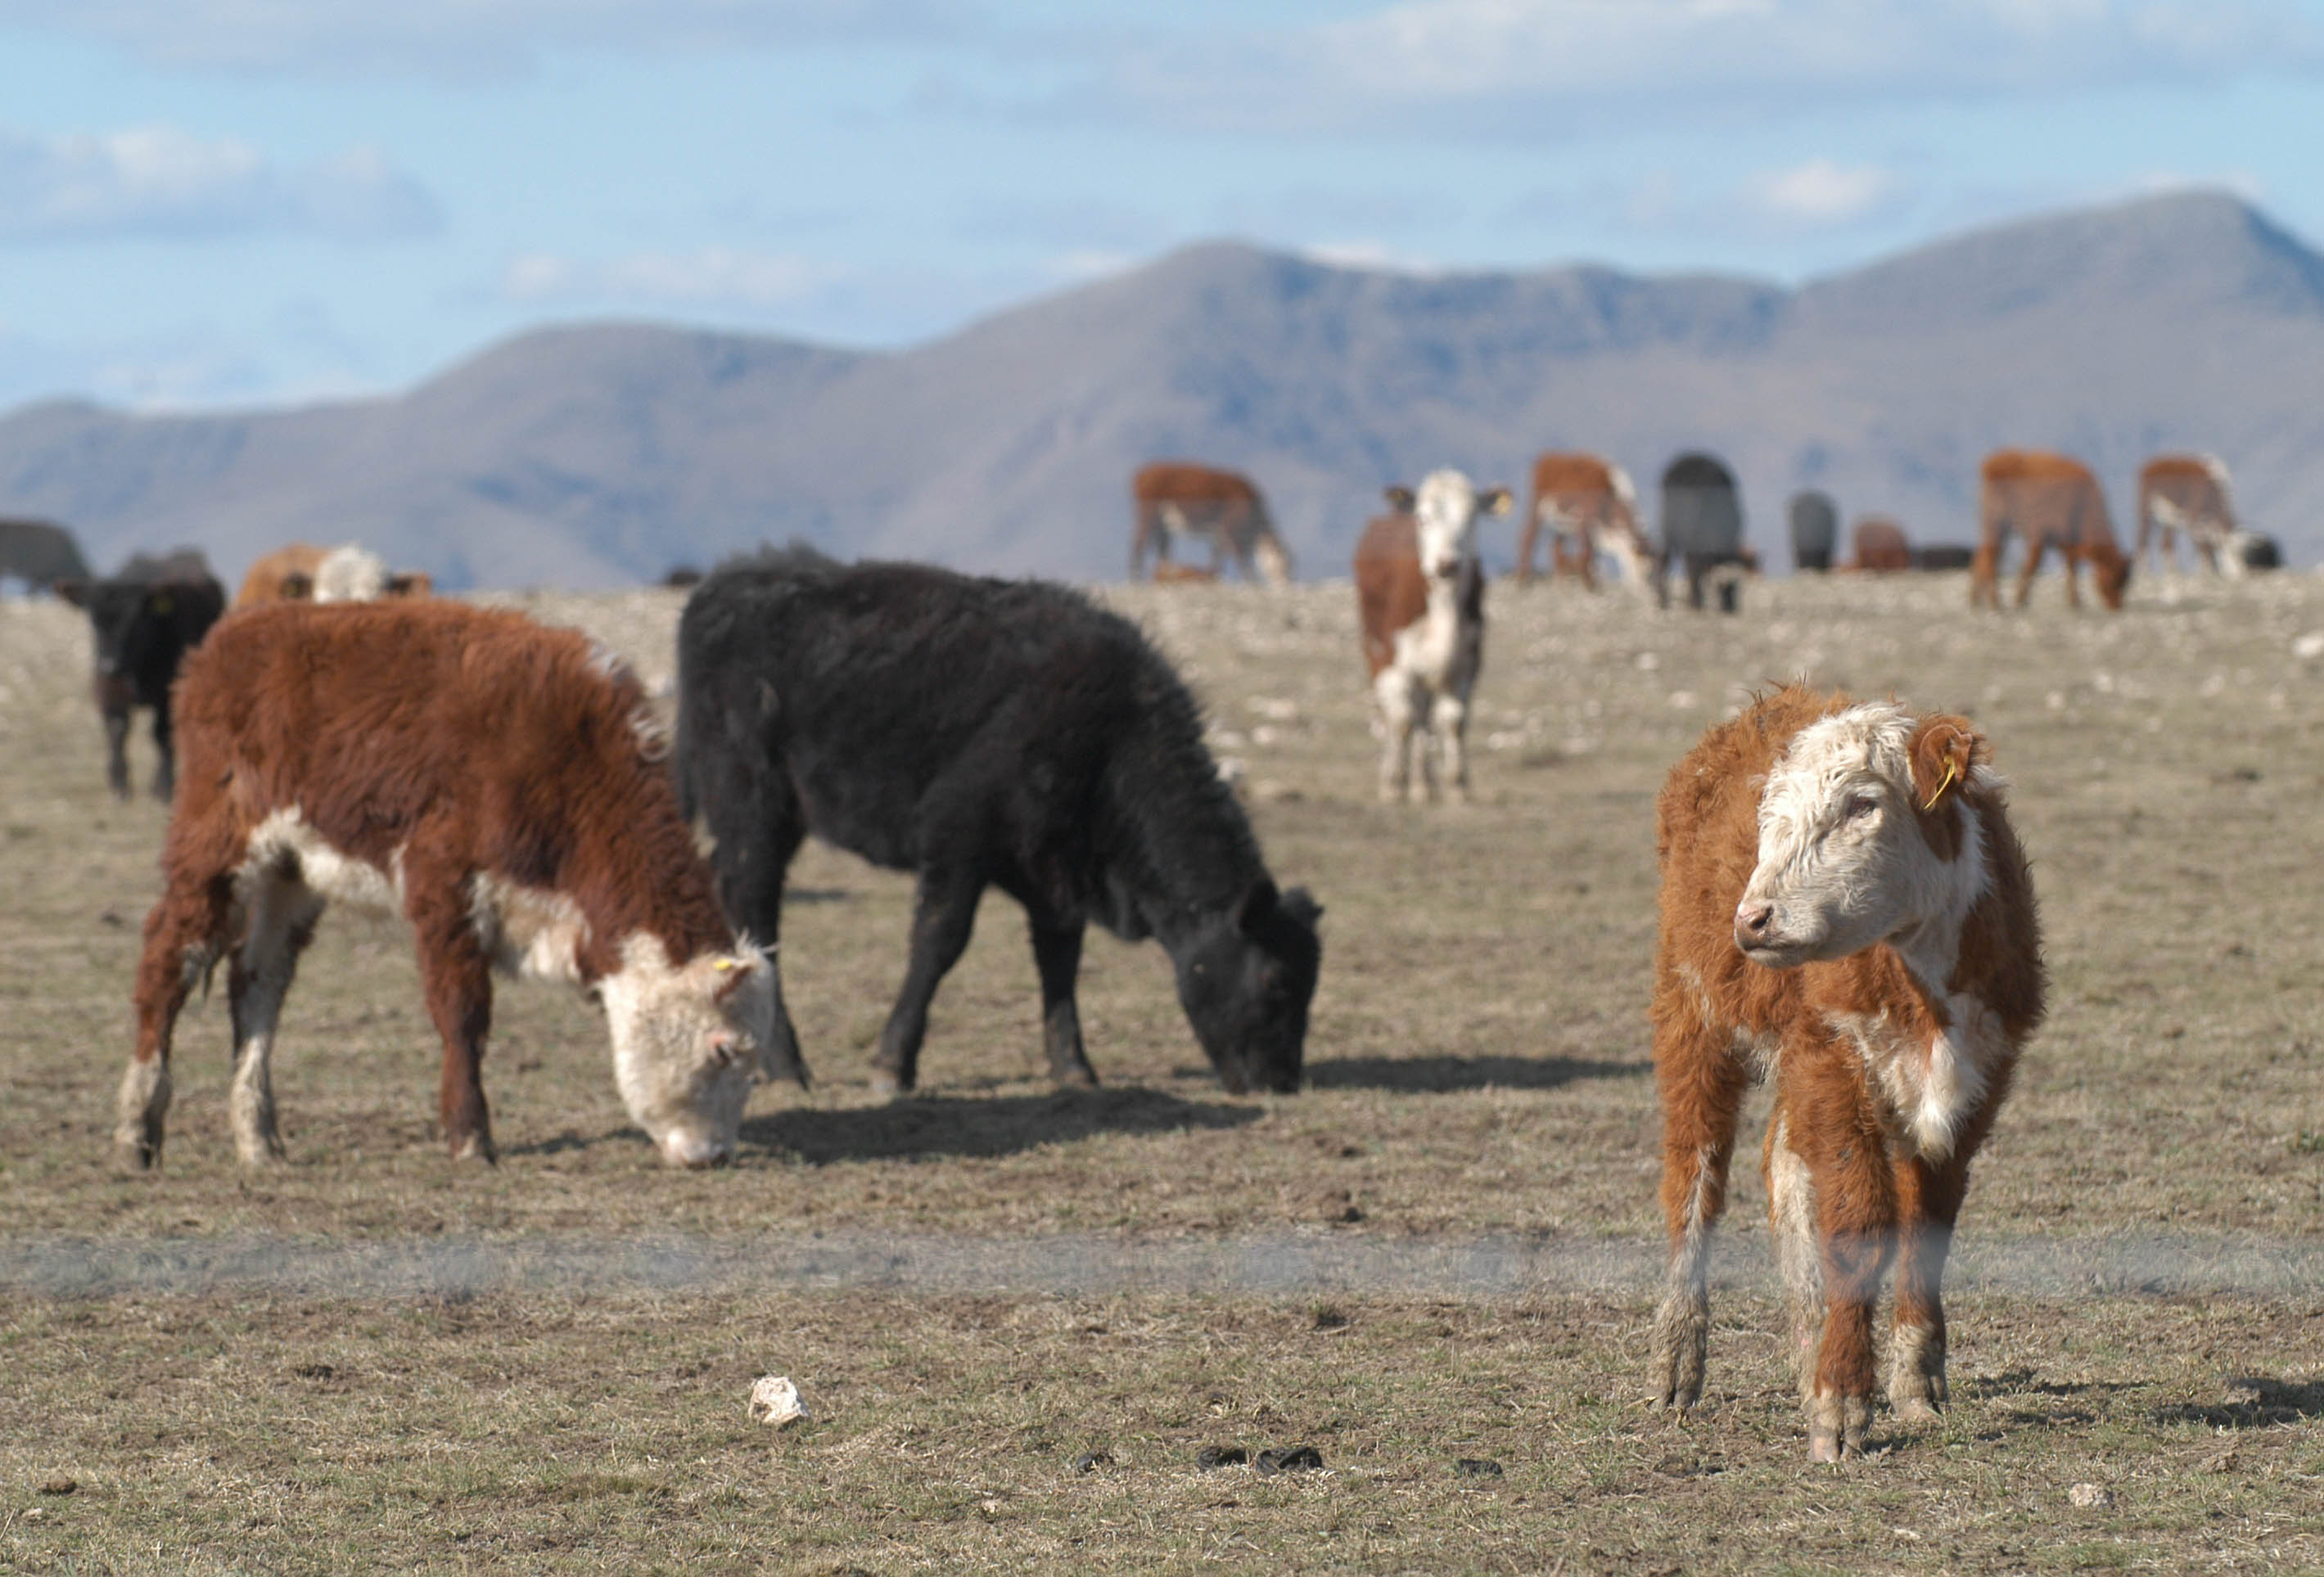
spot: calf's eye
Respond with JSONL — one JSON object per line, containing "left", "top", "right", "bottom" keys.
{"left": 1843, "top": 795, "right": 1878, "bottom": 819}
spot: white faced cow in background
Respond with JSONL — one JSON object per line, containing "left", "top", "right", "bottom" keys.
{"left": 1354, "top": 469, "right": 1511, "bottom": 804}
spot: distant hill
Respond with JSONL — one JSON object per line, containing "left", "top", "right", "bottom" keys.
{"left": 4, "top": 188, "right": 2321, "bottom": 588}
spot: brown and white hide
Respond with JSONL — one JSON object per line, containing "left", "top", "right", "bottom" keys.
{"left": 117, "top": 601, "right": 790, "bottom": 1173}
{"left": 1353, "top": 470, "right": 1510, "bottom": 804}
{"left": 1648, "top": 685, "right": 2044, "bottom": 1461}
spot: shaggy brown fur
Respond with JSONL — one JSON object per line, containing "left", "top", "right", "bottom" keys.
{"left": 121, "top": 601, "right": 740, "bottom": 1166}
{"left": 1971, "top": 449, "right": 2130, "bottom": 611}
{"left": 1354, "top": 507, "right": 1424, "bottom": 680}
{"left": 1516, "top": 452, "right": 1636, "bottom": 588}
{"left": 1649, "top": 684, "right": 2045, "bottom": 1460}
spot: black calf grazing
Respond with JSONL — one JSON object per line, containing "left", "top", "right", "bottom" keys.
{"left": 56, "top": 550, "right": 225, "bottom": 800}
{"left": 676, "top": 550, "right": 1323, "bottom": 1097}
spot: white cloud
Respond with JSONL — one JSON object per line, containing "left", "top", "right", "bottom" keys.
{"left": 499, "top": 246, "right": 840, "bottom": 307}
{"left": 1296, "top": 240, "right": 1443, "bottom": 274}
{"left": 1050, "top": 0, "right": 2324, "bottom": 137}
{"left": 1747, "top": 160, "right": 1905, "bottom": 224}
{"left": 0, "top": 124, "right": 439, "bottom": 241}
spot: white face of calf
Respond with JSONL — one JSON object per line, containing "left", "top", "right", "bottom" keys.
{"left": 1735, "top": 704, "right": 1988, "bottom": 971}
{"left": 599, "top": 934, "right": 779, "bottom": 1167}
{"left": 1411, "top": 469, "right": 1509, "bottom": 580}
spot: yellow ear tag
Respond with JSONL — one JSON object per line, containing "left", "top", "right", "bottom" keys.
{"left": 1921, "top": 758, "right": 1959, "bottom": 812}
{"left": 713, "top": 958, "right": 737, "bottom": 972}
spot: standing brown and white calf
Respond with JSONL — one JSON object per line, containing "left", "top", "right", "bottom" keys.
{"left": 1353, "top": 469, "right": 1510, "bottom": 804}
{"left": 1648, "top": 685, "right": 2044, "bottom": 1461}
{"left": 118, "top": 601, "right": 795, "bottom": 1171}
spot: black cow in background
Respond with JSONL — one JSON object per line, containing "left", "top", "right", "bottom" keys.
{"left": 675, "top": 547, "right": 1323, "bottom": 1097}
{"left": 1661, "top": 453, "right": 1751, "bottom": 612}
{"left": 56, "top": 550, "right": 225, "bottom": 800}
{"left": 0, "top": 518, "right": 92, "bottom": 590}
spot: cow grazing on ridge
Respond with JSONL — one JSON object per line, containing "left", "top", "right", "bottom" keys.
{"left": 1660, "top": 453, "right": 1750, "bottom": 612}
{"left": 1130, "top": 462, "right": 1293, "bottom": 587}
{"left": 0, "top": 517, "right": 91, "bottom": 590}
{"left": 1649, "top": 685, "right": 2043, "bottom": 1461}
{"left": 1516, "top": 453, "right": 1656, "bottom": 595}
{"left": 2137, "top": 454, "right": 2241, "bottom": 576}
{"left": 56, "top": 550, "right": 225, "bottom": 800}
{"left": 676, "top": 549, "right": 1322, "bottom": 1097}
{"left": 235, "top": 542, "right": 431, "bottom": 609}
{"left": 118, "top": 601, "right": 792, "bottom": 1171}
{"left": 1355, "top": 471, "right": 1511, "bottom": 804}
{"left": 1972, "top": 449, "right": 2130, "bottom": 611}
{"left": 1848, "top": 517, "right": 1913, "bottom": 573}
{"left": 1789, "top": 491, "right": 1839, "bottom": 574}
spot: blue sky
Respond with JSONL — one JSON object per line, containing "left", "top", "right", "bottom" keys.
{"left": 1, "top": 0, "right": 2320, "bottom": 413}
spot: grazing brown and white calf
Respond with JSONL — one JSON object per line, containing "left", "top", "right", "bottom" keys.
{"left": 118, "top": 601, "right": 793, "bottom": 1172}
{"left": 234, "top": 542, "right": 431, "bottom": 609}
{"left": 1516, "top": 452, "right": 1656, "bottom": 595}
{"left": 1649, "top": 685, "right": 2044, "bottom": 1461}
{"left": 1354, "top": 470, "right": 1511, "bottom": 804}
{"left": 2137, "top": 453, "right": 2239, "bottom": 576}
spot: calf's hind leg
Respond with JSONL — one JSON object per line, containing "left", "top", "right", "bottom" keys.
{"left": 404, "top": 860, "right": 499, "bottom": 1161}
{"left": 871, "top": 864, "right": 984, "bottom": 1097}
{"left": 1024, "top": 901, "right": 1097, "bottom": 1088}
{"left": 227, "top": 871, "right": 325, "bottom": 1164}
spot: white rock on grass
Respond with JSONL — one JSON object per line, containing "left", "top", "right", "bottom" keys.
{"left": 749, "top": 1375, "right": 810, "bottom": 1427}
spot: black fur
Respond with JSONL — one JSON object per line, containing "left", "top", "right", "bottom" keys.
{"left": 56, "top": 551, "right": 224, "bottom": 800}
{"left": 676, "top": 548, "right": 1322, "bottom": 1096}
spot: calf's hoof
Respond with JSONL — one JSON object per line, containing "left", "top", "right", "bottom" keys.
{"left": 1886, "top": 1327, "right": 1947, "bottom": 1421}
{"left": 1807, "top": 1391, "right": 1873, "bottom": 1462}
{"left": 869, "top": 1066, "right": 915, "bottom": 1100}
{"left": 1049, "top": 1061, "right": 1100, "bottom": 1090}
{"left": 112, "top": 1133, "right": 162, "bottom": 1172}
{"left": 448, "top": 1132, "right": 499, "bottom": 1165}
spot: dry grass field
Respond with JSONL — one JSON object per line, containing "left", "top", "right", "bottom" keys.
{"left": 4, "top": 565, "right": 2322, "bottom": 1571}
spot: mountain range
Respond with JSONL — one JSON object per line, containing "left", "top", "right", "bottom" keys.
{"left": 3, "top": 187, "right": 2321, "bottom": 588}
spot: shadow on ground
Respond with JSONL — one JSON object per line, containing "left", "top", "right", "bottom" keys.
{"left": 1301, "top": 1054, "right": 1647, "bottom": 1093}
{"left": 743, "top": 1087, "right": 1261, "bottom": 1164}
{"left": 2155, "top": 1377, "right": 2324, "bottom": 1428}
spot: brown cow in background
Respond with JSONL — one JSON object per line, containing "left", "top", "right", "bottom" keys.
{"left": 1130, "top": 463, "right": 1293, "bottom": 587}
{"left": 1515, "top": 452, "right": 1657, "bottom": 595}
{"left": 1971, "top": 450, "right": 2130, "bottom": 611}
{"left": 1848, "top": 518, "right": 1913, "bottom": 573}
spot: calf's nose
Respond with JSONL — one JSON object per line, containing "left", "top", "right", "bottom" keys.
{"left": 1734, "top": 901, "right": 1776, "bottom": 948}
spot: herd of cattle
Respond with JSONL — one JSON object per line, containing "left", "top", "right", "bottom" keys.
{"left": 1135, "top": 446, "right": 2277, "bottom": 608}
{"left": 0, "top": 438, "right": 2263, "bottom": 1459}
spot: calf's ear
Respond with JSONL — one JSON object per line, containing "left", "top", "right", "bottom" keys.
{"left": 54, "top": 579, "right": 88, "bottom": 608}
{"left": 1908, "top": 714, "right": 1984, "bottom": 813}
{"left": 1235, "top": 878, "right": 1279, "bottom": 932}
{"left": 1278, "top": 885, "right": 1323, "bottom": 928}
{"left": 1383, "top": 485, "right": 1415, "bottom": 512}
{"left": 1482, "top": 488, "right": 1514, "bottom": 516}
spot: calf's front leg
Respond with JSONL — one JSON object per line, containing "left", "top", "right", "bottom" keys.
{"left": 1796, "top": 1103, "right": 1899, "bottom": 1461}
{"left": 1887, "top": 1151, "right": 1972, "bottom": 1422}
{"left": 1649, "top": 1003, "right": 1749, "bottom": 1414}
